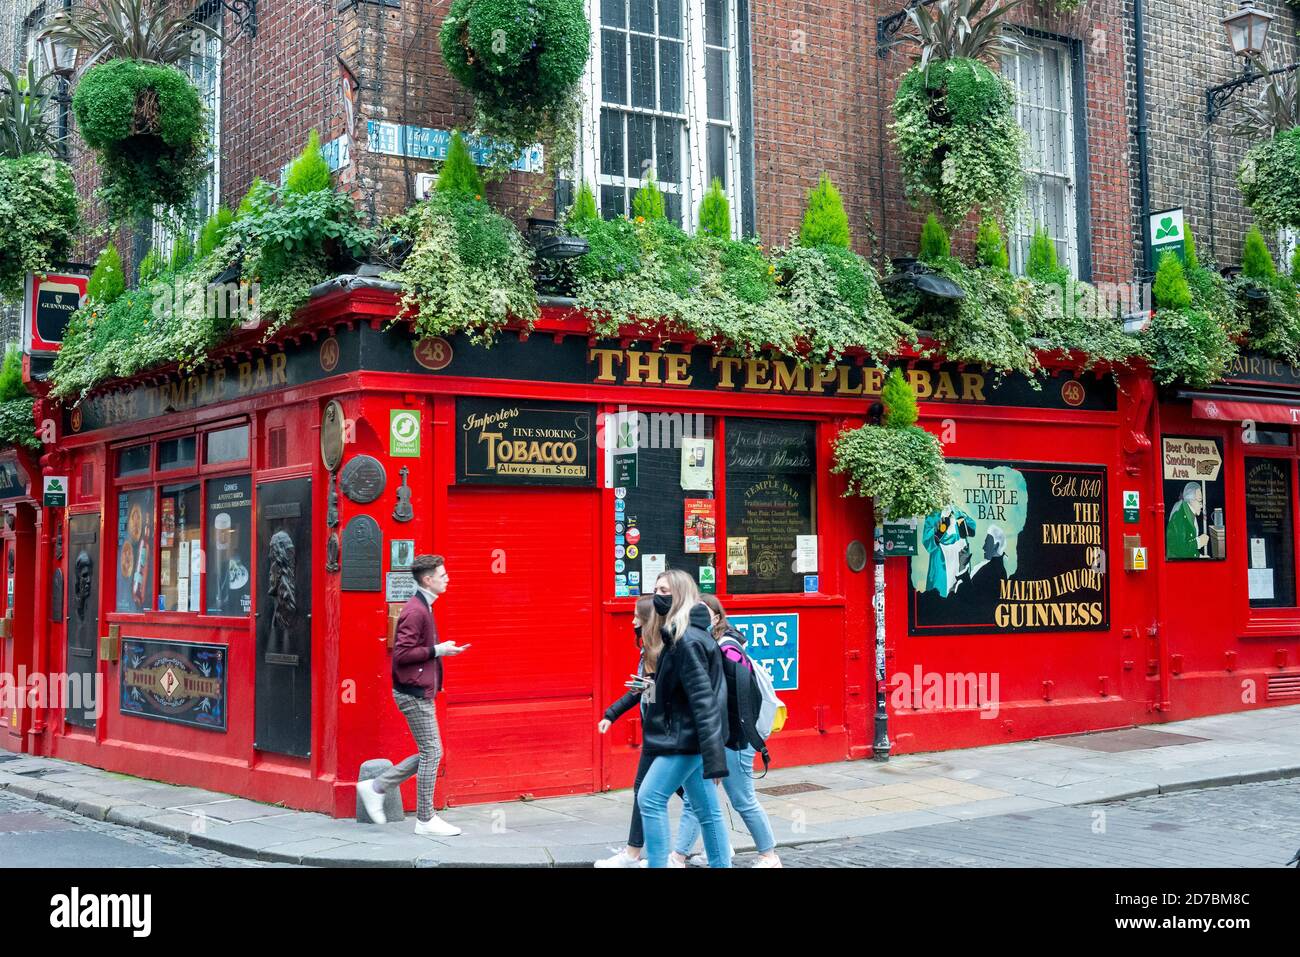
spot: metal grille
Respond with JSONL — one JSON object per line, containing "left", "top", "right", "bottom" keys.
{"left": 757, "top": 782, "right": 828, "bottom": 797}
{"left": 1267, "top": 674, "right": 1300, "bottom": 700}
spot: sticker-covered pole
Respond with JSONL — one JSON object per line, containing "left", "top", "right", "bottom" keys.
{"left": 872, "top": 519, "right": 890, "bottom": 761}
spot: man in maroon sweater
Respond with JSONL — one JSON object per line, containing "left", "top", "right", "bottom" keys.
{"left": 357, "top": 554, "right": 469, "bottom": 836}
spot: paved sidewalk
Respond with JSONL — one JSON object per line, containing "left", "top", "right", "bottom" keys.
{"left": 2, "top": 705, "right": 1298, "bottom": 867}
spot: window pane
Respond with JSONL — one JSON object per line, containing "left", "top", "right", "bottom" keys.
{"left": 628, "top": 113, "right": 654, "bottom": 180}
{"left": 600, "top": 184, "right": 626, "bottom": 217}
{"left": 656, "top": 117, "right": 682, "bottom": 185}
{"left": 705, "top": 0, "right": 728, "bottom": 47}
{"left": 659, "top": 39, "right": 682, "bottom": 113}
{"left": 664, "top": 192, "right": 682, "bottom": 225}
{"left": 206, "top": 425, "right": 249, "bottom": 464}
{"left": 1245, "top": 425, "right": 1292, "bottom": 447}
{"left": 158, "top": 436, "right": 196, "bottom": 472}
{"left": 117, "top": 444, "right": 151, "bottom": 477}
{"left": 658, "top": 0, "right": 681, "bottom": 38}
{"left": 601, "top": 29, "right": 627, "bottom": 104}
{"left": 630, "top": 33, "right": 656, "bottom": 109}
{"left": 600, "top": 108, "right": 624, "bottom": 176}
{"left": 724, "top": 419, "right": 817, "bottom": 595}
{"left": 629, "top": 0, "right": 654, "bottom": 33}
{"left": 706, "top": 48, "right": 729, "bottom": 121}
{"left": 1047, "top": 110, "right": 1068, "bottom": 173}
{"left": 601, "top": 0, "right": 625, "bottom": 28}
{"left": 158, "top": 483, "right": 200, "bottom": 612}
{"left": 116, "top": 487, "right": 155, "bottom": 613}
{"left": 707, "top": 124, "right": 728, "bottom": 191}
{"left": 1245, "top": 457, "right": 1296, "bottom": 607}
{"left": 206, "top": 474, "right": 253, "bottom": 616}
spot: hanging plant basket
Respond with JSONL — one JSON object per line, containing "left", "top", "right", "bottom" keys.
{"left": 890, "top": 58, "right": 1025, "bottom": 225}
{"left": 1238, "top": 125, "right": 1300, "bottom": 231}
{"left": 72, "top": 58, "right": 207, "bottom": 223}
{"left": 439, "top": 0, "right": 590, "bottom": 170}
{"left": 0, "top": 154, "right": 80, "bottom": 300}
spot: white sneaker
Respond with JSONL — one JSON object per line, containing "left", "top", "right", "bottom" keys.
{"left": 413, "top": 815, "right": 461, "bottom": 837}
{"left": 356, "top": 779, "right": 386, "bottom": 825}
{"left": 593, "top": 849, "right": 644, "bottom": 868}
{"left": 688, "top": 849, "right": 736, "bottom": 867}
{"left": 666, "top": 853, "right": 687, "bottom": 868}
{"left": 752, "top": 854, "right": 783, "bottom": 868}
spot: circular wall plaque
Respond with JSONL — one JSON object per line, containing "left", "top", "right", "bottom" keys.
{"left": 845, "top": 539, "right": 868, "bottom": 573}
{"left": 339, "top": 455, "right": 387, "bottom": 504}
{"left": 321, "top": 400, "right": 345, "bottom": 472}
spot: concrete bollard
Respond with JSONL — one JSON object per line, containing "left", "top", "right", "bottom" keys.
{"left": 356, "top": 758, "right": 406, "bottom": 824}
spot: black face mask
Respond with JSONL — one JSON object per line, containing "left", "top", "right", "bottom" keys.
{"left": 633, "top": 623, "right": 643, "bottom": 638}
{"left": 653, "top": 593, "right": 673, "bottom": 616}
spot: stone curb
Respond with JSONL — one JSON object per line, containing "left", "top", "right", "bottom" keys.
{"left": 4, "top": 757, "right": 1300, "bottom": 867}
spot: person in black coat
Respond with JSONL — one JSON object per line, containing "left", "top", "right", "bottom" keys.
{"left": 635, "top": 568, "right": 731, "bottom": 868}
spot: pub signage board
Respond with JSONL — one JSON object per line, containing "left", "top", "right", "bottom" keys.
{"left": 456, "top": 398, "right": 596, "bottom": 486}
{"left": 120, "top": 638, "right": 227, "bottom": 731}
{"left": 907, "top": 460, "right": 1109, "bottom": 635}
{"left": 23, "top": 268, "right": 90, "bottom": 356}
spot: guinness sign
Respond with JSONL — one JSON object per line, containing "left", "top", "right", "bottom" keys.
{"left": 23, "top": 269, "right": 89, "bottom": 356}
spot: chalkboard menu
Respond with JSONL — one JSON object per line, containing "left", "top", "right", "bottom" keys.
{"left": 725, "top": 419, "right": 816, "bottom": 595}
{"left": 618, "top": 416, "right": 716, "bottom": 594}
{"left": 1244, "top": 457, "right": 1296, "bottom": 608}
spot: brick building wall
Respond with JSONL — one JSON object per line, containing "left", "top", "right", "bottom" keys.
{"left": 1127, "top": 0, "right": 1300, "bottom": 272}
{"left": 56, "top": 1, "right": 1138, "bottom": 288}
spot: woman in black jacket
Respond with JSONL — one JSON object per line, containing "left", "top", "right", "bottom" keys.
{"left": 593, "top": 595, "right": 658, "bottom": 868}
{"left": 635, "top": 568, "right": 731, "bottom": 868}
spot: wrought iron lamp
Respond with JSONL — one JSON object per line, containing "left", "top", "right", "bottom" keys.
{"left": 1222, "top": 1, "right": 1273, "bottom": 58}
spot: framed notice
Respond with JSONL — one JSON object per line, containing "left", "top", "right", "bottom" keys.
{"left": 908, "top": 460, "right": 1109, "bottom": 635}
{"left": 1161, "top": 436, "right": 1225, "bottom": 561}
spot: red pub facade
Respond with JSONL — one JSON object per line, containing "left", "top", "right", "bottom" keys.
{"left": 3, "top": 280, "right": 1296, "bottom": 818}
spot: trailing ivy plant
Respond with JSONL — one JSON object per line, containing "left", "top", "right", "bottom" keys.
{"left": 890, "top": 0, "right": 1025, "bottom": 224}
{"left": 385, "top": 132, "right": 537, "bottom": 343}
{"left": 1231, "top": 226, "right": 1300, "bottom": 361}
{"left": 439, "top": 0, "right": 589, "bottom": 171}
{"left": 0, "top": 153, "right": 80, "bottom": 300}
{"left": 832, "top": 367, "right": 953, "bottom": 520}
{"left": 0, "top": 345, "right": 36, "bottom": 452}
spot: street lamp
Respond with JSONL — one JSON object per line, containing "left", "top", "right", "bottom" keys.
{"left": 38, "top": 35, "right": 75, "bottom": 79}
{"left": 1222, "top": 2, "right": 1274, "bottom": 59}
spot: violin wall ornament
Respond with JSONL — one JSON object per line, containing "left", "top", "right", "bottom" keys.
{"left": 393, "top": 466, "right": 413, "bottom": 523}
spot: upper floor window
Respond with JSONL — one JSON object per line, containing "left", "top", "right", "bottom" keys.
{"left": 151, "top": 8, "right": 223, "bottom": 255}
{"left": 1002, "top": 34, "right": 1080, "bottom": 277}
{"left": 578, "top": 0, "right": 742, "bottom": 234}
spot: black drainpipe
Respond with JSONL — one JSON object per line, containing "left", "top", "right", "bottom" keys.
{"left": 1133, "top": 0, "right": 1152, "bottom": 280}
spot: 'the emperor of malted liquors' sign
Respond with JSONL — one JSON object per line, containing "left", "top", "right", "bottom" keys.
{"left": 907, "top": 460, "right": 1109, "bottom": 635}
{"left": 456, "top": 398, "right": 596, "bottom": 486}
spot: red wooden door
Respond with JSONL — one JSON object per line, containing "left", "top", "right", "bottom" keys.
{"left": 438, "top": 486, "right": 599, "bottom": 803}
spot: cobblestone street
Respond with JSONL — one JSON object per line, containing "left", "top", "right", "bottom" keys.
{"left": 739, "top": 779, "right": 1300, "bottom": 868}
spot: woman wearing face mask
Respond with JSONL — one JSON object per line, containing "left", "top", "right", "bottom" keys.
{"left": 669, "top": 594, "right": 782, "bottom": 868}
{"left": 593, "top": 595, "right": 660, "bottom": 868}
{"left": 636, "top": 568, "right": 731, "bottom": 868}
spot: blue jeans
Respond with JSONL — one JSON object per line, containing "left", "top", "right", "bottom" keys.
{"left": 636, "top": 753, "right": 730, "bottom": 868}
{"left": 675, "top": 746, "right": 776, "bottom": 856}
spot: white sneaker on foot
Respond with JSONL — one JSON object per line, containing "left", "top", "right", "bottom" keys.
{"left": 594, "top": 849, "right": 643, "bottom": 868}
{"left": 413, "top": 815, "right": 461, "bottom": 837}
{"left": 752, "top": 854, "right": 783, "bottom": 868}
{"left": 667, "top": 853, "right": 687, "bottom": 868}
{"left": 356, "top": 779, "right": 386, "bottom": 824}
{"left": 688, "top": 849, "right": 736, "bottom": 867}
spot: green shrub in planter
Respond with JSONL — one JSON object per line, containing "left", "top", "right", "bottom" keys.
{"left": 435, "top": 132, "right": 485, "bottom": 200}
{"left": 1142, "top": 252, "right": 1238, "bottom": 387}
{"left": 1231, "top": 227, "right": 1300, "bottom": 361}
{"left": 87, "top": 242, "right": 125, "bottom": 304}
{"left": 919, "top": 214, "right": 950, "bottom": 263}
{"left": 976, "top": 218, "right": 1009, "bottom": 270}
{"left": 387, "top": 191, "right": 538, "bottom": 344}
{"left": 439, "top": 0, "right": 589, "bottom": 169}
{"left": 0, "top": 346, "right": 34, "bottom": 450}
{"left": 833, "top": 369, "right": 953, "bottom": 521}
{"left": 799, "top": 173, "right": 851, "bottom": 249}
{"left": 0, "top": 153, "right": 80, "bottom": 299}
{"left": 72, "top": 58, "right": 206, "bottom": 223}
{"left": 891, "top": 58, "right": 1025, "bottom": 224}
{"left": 1238, "top": 126, "right": 1300, "bottom": 231}
{"left": 698, "top": 178, "right": 730, "bottom": 238}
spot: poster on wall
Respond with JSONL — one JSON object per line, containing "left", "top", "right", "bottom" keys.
{"left": 1243, "top": 456, "right": 1296, "bottom": 607}
{"left": 119, "top": 638, "right": 227, "bottom": 731}
{"left": 683, "top": 498, "right": 716, "bottom": 553}
{"left": 1161, "top": 436, "right": 1226, "bottom": 561}
{"left": 907, "top": 460, "right": 1109, "bottom": 635}
{"left": 206, "top": 475, "right": 253, "bottom": 615}
{"left": 115, "top": 488, "right": 155, "bottom": 613}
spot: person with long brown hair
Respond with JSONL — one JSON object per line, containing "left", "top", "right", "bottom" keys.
{"left": 594, "top": 594, "right": 660, "bottom": 868}
{"left": 670, "top": 593, "right": 782, "bottom": 868}
{"left": 634, "top": 569, "right": 731, "bottom": 868}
